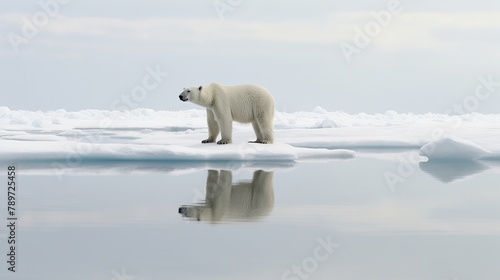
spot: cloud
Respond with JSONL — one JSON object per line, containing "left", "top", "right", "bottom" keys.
{"left": 2, "top": 10, "right": 500, "bottom": 56}
{"left": 372, "top": 12, "right": 500, "bottom": 51}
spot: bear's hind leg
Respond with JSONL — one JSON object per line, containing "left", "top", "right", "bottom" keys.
{"left": 255, "top": 118, "right": 274, "bottom": 144}
{"left": 249, "top": 121, "right": 264, "bottom": 144}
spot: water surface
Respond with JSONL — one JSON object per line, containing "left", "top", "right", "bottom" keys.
{"left": 0, "top": 156, "right": 499, "bottom": 280}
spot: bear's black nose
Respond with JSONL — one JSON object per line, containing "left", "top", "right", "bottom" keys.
{"left": 178, "top": 95, "right": 183, "bottom": 100}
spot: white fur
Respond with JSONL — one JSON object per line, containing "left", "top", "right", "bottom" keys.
{"left": 179, "top": 83, "right": 275, "bottom": 144}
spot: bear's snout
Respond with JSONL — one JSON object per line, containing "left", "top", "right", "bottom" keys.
{"left": 179, "top": 95, "right": 188, "bottom": 102}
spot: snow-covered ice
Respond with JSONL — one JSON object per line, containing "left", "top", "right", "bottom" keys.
{"left": 0, "top": 140, "right": 354, "bottom": 162}
{"left": 419, "top": 136, "right": 491, "bottom": 160}
{"left": 1, "top": 106, "right": 500, "bottom": 168}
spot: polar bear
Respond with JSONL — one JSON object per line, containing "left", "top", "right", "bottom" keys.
{"left": 178, "top": 170, "right": 275, "bottom": 222}
{"left": 179, "top": 83, "right": 274, "bottom": 144}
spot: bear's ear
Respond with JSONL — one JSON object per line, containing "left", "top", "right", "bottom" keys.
{"left": 198, "top": 86, "right": 203, "bottom": 91}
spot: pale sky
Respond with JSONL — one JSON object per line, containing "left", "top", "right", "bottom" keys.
{"left": 1, "top": 0, "right": 500, "bottom": 113}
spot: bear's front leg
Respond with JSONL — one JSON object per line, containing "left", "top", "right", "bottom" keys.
{"left": 202, "top": 109, "right": 219, "bottom": 144}
{"left": 216, "top": 114, "right": 232, "bottom": 145}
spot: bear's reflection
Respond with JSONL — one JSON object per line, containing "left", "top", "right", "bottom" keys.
{"left": 179, "top": 170, "right": 274, "bottom": 223}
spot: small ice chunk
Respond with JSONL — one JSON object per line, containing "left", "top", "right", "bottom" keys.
{"left": 314, "top": 117, "right": 340, "bottom": 128}
{"left": 312, "top": 106, "right": 328, "bottom": 114}
{"left": 419, "top": 136, "right": 491, "bottom": 160}
{"left": 32, "top": 118, "right": 47, "bottom": 128}
{"left": 0, "top": 106, "right": 11, "bottom": 117}
{"left": 385, "top": 110, "right": 398, "bottom": 117}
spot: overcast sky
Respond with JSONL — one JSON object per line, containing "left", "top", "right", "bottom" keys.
{"left": 1, "top": 0, "right": 500, "bottom": 113}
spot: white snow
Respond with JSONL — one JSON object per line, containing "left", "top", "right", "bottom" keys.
{"left": 1, "top": 106, "right": 500, "bottom": 164}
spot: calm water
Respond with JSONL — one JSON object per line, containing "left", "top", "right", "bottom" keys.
{"left": 1, "top": 155, "right": 499, "bottom": 280}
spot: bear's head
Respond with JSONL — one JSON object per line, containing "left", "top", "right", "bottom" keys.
{"left": 179, "top": 86, "right": 203, "bottom": 103}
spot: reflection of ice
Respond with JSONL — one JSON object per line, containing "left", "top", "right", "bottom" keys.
{"left": 13, "top": 160, "right": 295, "bottom": 176}
{"left": 179, "top": 170, "right": 274, "bottom": 223}
{"left": 419, "top": 160, "right": 490, "bottom": 183}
